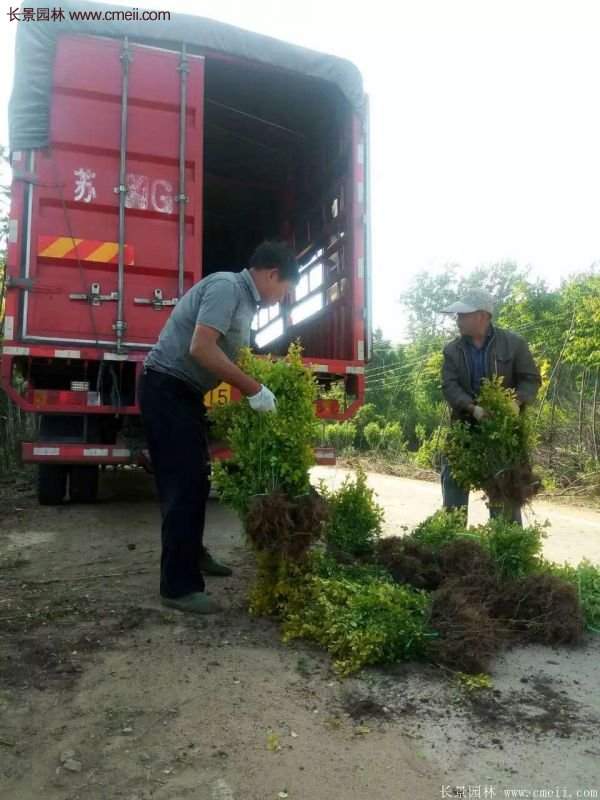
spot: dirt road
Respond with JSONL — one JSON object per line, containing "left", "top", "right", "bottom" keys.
{"left": 1, "top": 468, "right": 599, "bottom": 800}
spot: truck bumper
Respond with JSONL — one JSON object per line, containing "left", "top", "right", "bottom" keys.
{"left": 22, "top": 442, "right": 336, "bottom": 466}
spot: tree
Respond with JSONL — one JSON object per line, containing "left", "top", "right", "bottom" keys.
{"left": 400, "top": 261, "right": 527, "bottom": 340}
{"left": 497, "top": 278, "right": 565, "bottom": 363}
{"left": 399, "top": 267, "right": 460, "bottom": 339}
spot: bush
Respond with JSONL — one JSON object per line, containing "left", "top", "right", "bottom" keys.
{"left": 281, "top": 572, "right": 433, "bottom": 675}
{"left": 413, "top": 425, "right": 447, "bottom": 469}
{"left": 320, "top": 467, "right": 384, "bottom": 558}
{"left": 324, "top": 421, "right": 357, "bottom": 453}
{"left": 543, "top": 559, "right": 600, "bottom": 630}
{"left": 407, "top": 511, "right": 546, "bottom": 581}
{"left": 410, "top": 509, "right": 469, "bottom": 550}
{"left": 210, "top": 342, "right": 318, "bottom": 517}
{"left": 381, "top": 422, "right": 407, "bottom": 455}
{"left": 354, "top": 403, "right": 385, "bottom": 449}
{"left": 474, "top": 517, "right": 546, "bottom": 579}
{"left": 363, "top": 421, "right": 383, "bottom": 449}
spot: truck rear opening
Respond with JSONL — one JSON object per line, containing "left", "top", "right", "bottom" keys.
{"left": 3, "top": 3, "right": 371, "bottom": 504}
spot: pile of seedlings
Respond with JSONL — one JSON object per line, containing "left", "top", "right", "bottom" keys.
{"left": 211, "top": 346, "right": 598, "bottom": 676}
{"left": 374, "top": 511, "right": 585, "bottom": 673}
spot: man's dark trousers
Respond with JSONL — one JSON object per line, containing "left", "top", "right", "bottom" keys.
{"left": 139, "top": 367, "right": 210, "bottom": 598}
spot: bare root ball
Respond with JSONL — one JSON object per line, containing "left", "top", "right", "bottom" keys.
{"left": 485, "top": 462, "right": 542, "bottom": 507}
{"left": 439, "top": 538, "right": 498, "bottom": 583}
{"left": 491, "top": 573, "right": 585, "bottom": 646}
{"left": 429, "top": 585, "right": 502, "bottom": 673}
{"left": 245, "top": 488, "right": 330, "bottom": 560}
{"left": 375, "top": 537, "right": 442, "bottom": 591}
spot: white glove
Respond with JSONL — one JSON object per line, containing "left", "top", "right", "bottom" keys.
{"left": 471, "top": 405, "right": 486, "bottom": 422}
{"left": 509, "top": 399, "right": 520, "bottom": 415}
{"left": 248, "top": 384, "right": 277, "bottom": 413}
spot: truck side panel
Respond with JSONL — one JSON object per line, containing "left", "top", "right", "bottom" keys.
{"left": 21, "top": 35, "right": 204, "bottom": 348}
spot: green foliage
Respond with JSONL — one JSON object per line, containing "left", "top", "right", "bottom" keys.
{"left": 248, "top": 551, "right": 299, "bottom": 617}
{"left": 473, "top": 517, "right": 546, "bottom": 578}
{"left": 309, "top": 550, "right": 390, "bottom": 583}
{"left": 353, "top": 403, "right": 384, "bottom": 435}
{"left": 561, "top": 275, "right": 600, "bottom": 368}
{"left": 413, "top": 425, "right": 447, "bottom": 469}
{"left": 380, "top": 422, "right": 407, "bottom": 455}
{"left": 444, "top": 377, "right": 537, "bottom": 492}
{"left": 363, "top": 421, "right": 382, "bottom": 449}
{"left": 320, "top": 467, "right": 384, "bottom": 558}
{"left": 323, "top": 421, "right": 357, "bottom": 452}
{"left": 542, "top": 559, "right": 600, "bottom": 630}
{"left": 456, "top": 672, "right": 493, "bottom": 692}
{"left": 409, "top": 511, "right": 546, "bottom": 580}
{"left": 210, "top": 342, "right": 318, "bottom": 517}
{"left": 281, "top": 572, "right": 433, "bottom": 675}
{"left": 400, "top": 261, "right": 526, "bottom": 339}
{"left": 318, "top": 379, "right": 347, "bottom": 412}
{"left": 410, "top": 509, "right": 469, "bottom": 549}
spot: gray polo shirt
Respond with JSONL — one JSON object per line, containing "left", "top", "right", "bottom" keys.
{"left": 145, "top": 269, "right": 261, "bottom": 394}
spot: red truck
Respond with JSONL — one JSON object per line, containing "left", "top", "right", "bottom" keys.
{"left": 2, "top": 2, "right": 372, "bottom": 505}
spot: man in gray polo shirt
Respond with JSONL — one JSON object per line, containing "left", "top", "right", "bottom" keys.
{"left": 139, "top": 241, "right": 299, "bottom": 614}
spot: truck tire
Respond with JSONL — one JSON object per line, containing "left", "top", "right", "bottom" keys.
{"left": 69, "top": 465, "right": 99, "bottom": 503}
{"left": 38, "top": 464, "right": 68, "bottom": 505}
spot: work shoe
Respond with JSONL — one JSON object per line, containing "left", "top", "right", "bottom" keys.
{"left": 199, "top": 548, "right": 233, "bottom": 577}
{"left": 161, "top": 592, "right": 221, "bottom": 615}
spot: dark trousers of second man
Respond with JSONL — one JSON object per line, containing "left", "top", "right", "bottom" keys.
{"left": 138, "top": 367, "right": 211, "bottom": 598}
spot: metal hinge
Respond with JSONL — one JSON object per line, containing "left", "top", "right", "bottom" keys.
{"left": 133, "top": 288, "right": 178, "bottom": 309}
{"left": 11, "top": 170, "right": 40, "bottom": 185}
{"left": 69, "top": 282, "right": 119, "bottom": 306}
{"left": 5, "top": 276, "right": 35, "bottom": 290}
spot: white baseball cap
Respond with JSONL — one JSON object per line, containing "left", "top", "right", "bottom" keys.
{"left": 441, "top": 289, "right": 494, "bottom": 315}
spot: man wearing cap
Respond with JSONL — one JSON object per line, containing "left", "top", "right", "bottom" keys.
{"left": 440, "top": 289, "right": 541, "bottom": 524}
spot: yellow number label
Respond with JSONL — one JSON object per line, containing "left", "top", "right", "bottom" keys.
{"left": 204, "top": 382, "right": 231, "bottom": 408}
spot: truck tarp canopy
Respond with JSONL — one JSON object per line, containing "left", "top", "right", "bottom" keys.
{"left": 8, "top": 0, "right": 364, "bottom": 153}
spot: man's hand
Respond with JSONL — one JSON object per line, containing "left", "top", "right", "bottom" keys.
{"left": 248, "top": 384, "right": 277, "bottom": 413}
{"left": 471, "top": 405, "right": 487, "bottom": 422}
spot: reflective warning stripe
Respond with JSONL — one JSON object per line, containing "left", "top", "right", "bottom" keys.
{"left": 54, "top": 349, "right": 81, "bottom": 359}
{"left": 29, "top": 446, "right": 132, "bottom": 459}
{"left": 33, "top": 447, "right": 60, "bottom": 456}
{"left": 38, "top": 236, "right": 134, "bottom": 265}
{"left": 3, "top": 316, "right": 15, "bottom": 340}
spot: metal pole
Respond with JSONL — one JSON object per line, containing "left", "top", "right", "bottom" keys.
{"left": 114, "top": 37, "right": 131, "bottom": 351}
{"left": 177, "top": 43, "right": 189, "bottom": 298}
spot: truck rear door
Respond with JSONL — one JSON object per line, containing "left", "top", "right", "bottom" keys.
{"left": 21, "top": 33, "right": 204, "bottom": 349}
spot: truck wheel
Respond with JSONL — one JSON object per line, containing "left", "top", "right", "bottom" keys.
{"left": 69, "top": 465, "right": 99, "bottom": 503}
{"left": 38, "top": 464, "right": 68, "bottom": 505}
